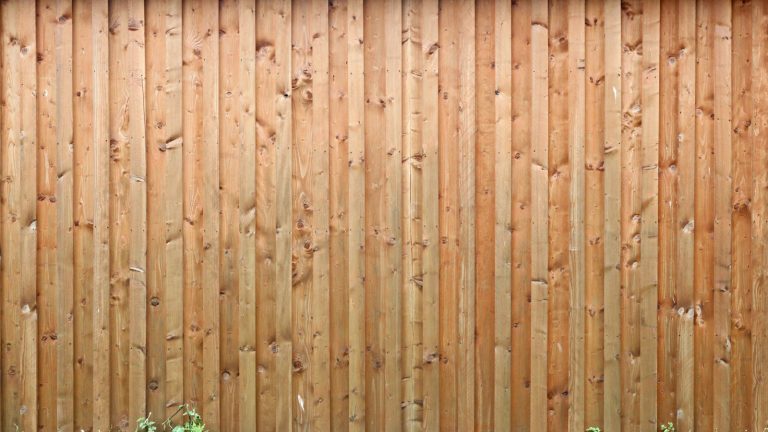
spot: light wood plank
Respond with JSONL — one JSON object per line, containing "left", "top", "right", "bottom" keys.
{"left": 310, "top": 0, "right": 332, "bottom": 428}
{"left": 492, "top": 0, "right": 512, "bottom": 428}
{"left": 164, "top": 0, "right": 184, "bottom": 419}
{"left": 712, "top": 1, "right": 732, "bottom": 430}
{"left": 548, "top": 0, "right": 571, "bottom": 429}
{"left": 347, "top": 0, "right": 365, "bottom": 429}
{"left": 73, "top": 0, "right": 96, "bottom": 428}
{"left": 620, "top": 0, "right": 643, "bottom": 428}
{"left": 510, "top": 0, "right": 533, "bottom": 429}
{"left": 694, "top": 1, "right": 715, "bottom": 429}
{"left": 383, "top": 1, "right": 402, "bottom": 428}
{"left": 91, "top": 1, "right": 111, "bottom": 429}
{"left": 273, "top": 0, "right": 293, "bottom": 429}
{"left": 290, "top": 0, "right": 330, "bottom": 427}
{"left": 182, "top": 0, "right": 204, "bottom": 416}
{"left": 420, "top": 0, "right": 440, "bottom": 429}
{"left": 329, "top": 1, "right": 350, "bottom": 430}
{"left": 36, "top": 0, "right": 69, "bottom": 429}
{"left": 602, "top": 0, "right": 622, "bottom": 429}
{"left": 201, "top": 1, "right": 221, "bottom": 427}
{"left": 402, "top": 0, "right": 423, "bottom": 428}
{"left": 254, "top": 0, "right": 278, "bottom": 428}
{"left": 529, "top": 0, "right": 549, "bottom": 429}
{"left": 363, "top": 0, "right": 386, "bottom": 427}
{"left": 3, "top": 1, "right": 39, "bottom": 431}
{"left": 108, "top": 0, "right": 146, "bottom": 426}
{"left": 474, "top": 0, "right": 495, "bottom": 428}
{"left": 239, "top": 0, "right": 257, "bottom": 429}
{"left": 731, "top": 0, "right": 753, "bottom": 430}
{"left": 675, "top": 0, "right": 696, "bottom": 429}
{"left": 439, "top": 1, "right": 460, "bottom": 428}
{"left": 752, "top": 1, "right": 768, "bottom": 430}
{"left": 219, "top": 1, "right": 241, "bottom": 430}
{"left": 146, "top": 0, "right": 170, "bottom": 420}
{"left": 182, "top": 1, "right": 220, "bottom": 425}
{"left": 640, "top": 0, "right": 660, "bottom": 429}
{"left": 676, "top": 1, "right": 697, "bottom": 431}
{"left": 585, "top": 0, "right": 605, "bottom": 427}
{"left": 457, "top": 3, "right": 476, "bottom": 430}
{"left": 568, "top": 0, "right": 587, "bottom": 430}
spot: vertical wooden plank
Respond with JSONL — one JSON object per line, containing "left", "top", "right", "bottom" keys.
{"left": 311, "top": 0, "right": 331, "bottom": 427}
{"left": 584, "top": 0, "right": 605, "bottom": 427}
{"left": 492, "top": 0, "right": 512, "bottom": 427}
{"left": 273, "top": 0, "right": 293, "bottom": 428}
{"left": 219, "top": 1, "right": 240, "bottom": 430}
{"left": 164, "top": 0, "right": 184, "bottom": 419}
{"left": 182, "top": 0, "right": 204, "bottom": 416}
{"left": 347, "top": 0, "right": 365, "bottom": 428}
{"left": 439, "top": 1, "right": 460, "bottom": 428}
{"left": 731, "top": 0, "right": 752, "bottom": 429}
{"left": 640, "top": 0, "right": 660, "bottom": 429}
{"left": 548, "top": 0, "right": 571, "bottom": 428}
{"left": 54, "top": 0, "right": 73, "bottom": 427}
{"left": 529, "top": 0, "right": 549, "bottom": 428}
{"left": 602, "top": 0, "right": 622, "bottom": 429}
{"left": 402, "top": 0, "right": 422, "bottom": 428}
{"left": 37, "top": 0, "right": 71, "bottom": 429}
{"left": 131, "top": 0, "right": 147, "bottom": 422}
{"left": 364, "top": 0, "right": 383, "bottom": 427}
{"left": 38, "top": 0, "right": 54, "bottom": 426}
{"left": 182, "top": 1, "right": 220, "bottom": 426}
{"left": 291, "top": 0, "right": 331, "bottom": 427}
{"left": 421, "top": 0, "right": 439, "bottom": 429}
{"left": 752, "top": 1, "right": 768, "bottom": 429}
{"left": 672, "top": 0, "right": 696, "bottom": 428}
{"left": 620, "top": 0, "right": 642, "bottom": 428}
{"left": 510, "top": 0, "right": 532, "bottom": 429}
{"left": 73, "top": 0, "right": 95, "bottom": 428}
{"left": 658, "top": 2, "right": 695, "bottom": 430}
{"left": 145, "top": 0, "right": 184, "bottom": 422}
{"left": 107, "top": 0, "right": 128, "bottom": 427}
{"left": 291, "top": 0, "right": 312, "bottom": 426}
{"left": 694, "top": 0, "right": 715, "bottom": 429}
{"left": 1, "top": 0, "right": 39, "bottom": 430}
{"left": 658, "top": 0, "right": 679, "bottom": 424}
{"left": 146, "top": 0, "right": 172, "bottom": 419}
{"left": 145, "top": 0, "right": 164, "bottom": 418}
{"left": 474, "top": 0, "right": 495, "bottom": 428}
{"left": 128, "top": 0, "right": 147, "bottom": 423}
{"left": 239, "top": 0, "right": 257, "bottom": 429}
{"left": 657, "top": 2, "right": 696, "bottom": 430}
{"left": 91, "top": 1, "right": 111, "bottom": 429}
{"left": 201, "top": 1, "right": 220, "bottom": 427}
{"left": 383, "top": 1, "right": 402, "bottom": 428}
{"left": 19, "top": 1, "right": 40, "bottom": 428}
{"left": 712, "top": 0, "right": 732, "bottom": 430}
{"left": 108, "top": 0, "right": 147, "bottom": 426}
{"left": 254, "top": 0, "right": 277, "bottom": 428}
{"left": 458, "top": 3, "right": 475, "bottom": 430}
{"left": 329, "top": 0, "right": 349, "bottom": 430}
{"left": 568, "top": 0, "right": 586, "bottom": 430}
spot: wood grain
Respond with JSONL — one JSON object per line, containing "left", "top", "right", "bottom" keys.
{"left": 2, "top": 1, "right": 768, "bottom": 430}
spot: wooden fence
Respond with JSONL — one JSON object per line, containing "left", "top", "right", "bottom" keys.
{"left": 0, "top": 0, "right": 764, "bottom": 430}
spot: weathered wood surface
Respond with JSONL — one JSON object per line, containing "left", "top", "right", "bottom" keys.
{"left": 1, "top": 0, "right": 765, "bottom": 430}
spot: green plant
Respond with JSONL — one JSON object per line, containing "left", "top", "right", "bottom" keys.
{"left": 660, "top": 422, "right": 676, "bottom": 432}
{"left": 136, "top": 405, "right": 207, "bottom": 432}
{"left": 586, "top": 427, "right": 601, "bottom": 432}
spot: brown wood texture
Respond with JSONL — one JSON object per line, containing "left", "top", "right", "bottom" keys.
{"left": 1, "top": 0, "right": 766, "bottom": 430}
